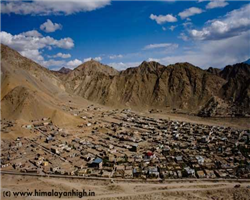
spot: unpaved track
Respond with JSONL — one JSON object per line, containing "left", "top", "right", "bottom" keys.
{"left": 85, "top": 182, "right": 248, "bottom": 200}
{"left": 1, "top": 174, "right": 250, "bottom": 200}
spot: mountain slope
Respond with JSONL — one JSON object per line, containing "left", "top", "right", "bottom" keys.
{"left": 207, "top": 67, "right": 221, "bottom": 76}
{"left": 63, "top": 60, "right": 119, "bottom": 103}
{"left": 64, "top": 60, "right": 226, "bottom": 112}
{"left": 199, "top": 63, "right": 250, "bottom": 117}
{"left": 1, "top": 44, "right": 81, "bottom": 125}
{"left": 2, "top": 44, "right": 249, "bottom": 118}
{"left": 220, "top": 63, "right": 250, "bottom": 114}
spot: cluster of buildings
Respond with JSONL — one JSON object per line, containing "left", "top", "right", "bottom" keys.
{"left": 1, "top": 109, "right": 250, "bottom": 180}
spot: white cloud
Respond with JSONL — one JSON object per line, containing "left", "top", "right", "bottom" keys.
{"left": 21, "top": 49, "right": 44, "bottom": 62}
{"left": 41, "top": 58, "right": 82, "bottom": 69}
{"left": 1, "top": 0, "right": 111, "bottom": 15}
{"left": 83, "top": 56, "right": 102, "bottom": 62}
{"left": 206, "top": 0, "right": 229, "bottom": 9}
{"left": 108, "top": 62, "right": 141, "bottom": 71}
{"left": 0, "top": 30, "right": 74, "bottom": 63}
{"left": 66, "top": 59, "right": 82, "bottom": 68}
{"left": 148, "top": 30, "right": 250, "bottom": 68}
{"left": 150, "top": 14, "right": 177, "bottom": 25}
{"left": 94, "top": 57, "right": 102, "bottom": 62}
{"left": 0, "top": 31, "right": 74, "bottom": 51}
{"left": 188, "top": 4, "right": 250, "bottom": 41}
{"left": 21, "top": 30, "right": 42, "bottom": 37}
{"left": 179, "top": 33, "right": 189, "bottom": 41}
{"left": 143, "top": 43, "right": 178, "bottom": 50}
{"left": 162, "top": 27, "right": 167, "bottom": 31}
{"left": 109, "top": 54, "right": 123, "bottom": 59}
{"left": 169, "top": 25, "right": 177, "bottom": 31}
{"left": 40, "top": 19, "right": 62, "bottom": 33}
{"left": 41, "top": 59, "right": 66, "bottom": 68}
{"left": 83, "top": 57, "right": 92, "bottom": 62}
{"left": 48, "top": 52, "right": 71, "bottom": 58}
{"left": 178, "top": 7, "right": 203, "bottom": 19}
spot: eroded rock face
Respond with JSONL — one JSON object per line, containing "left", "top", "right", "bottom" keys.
{"left": 63, "top": 60, "right": 227, "bottom": 113}
{"left": 2, "top": 43, "right": 250, "bottom": 118}
{"left": 219, "top": 63, "right": 250, "bottom": 116}
{"left": 199, "top": 63, "right": 250, "bottom": 117}
{"left": 63, "top": 59, "right": 250, "bottom": 117}
{"left": 207, "top": 67, "right": 221, "bottom": 76}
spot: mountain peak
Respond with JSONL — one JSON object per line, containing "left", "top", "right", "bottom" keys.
{"left": 220, "top": 62, "right": 250, "bottom": 80}
{"left": 137, "top": 60, "right": 165, "bottom": 72}
{"left": 58, "top": 67, "right": 72, "bottom": 74}
{"left": 72, "top": 59, "right": 119, "bottom": 76}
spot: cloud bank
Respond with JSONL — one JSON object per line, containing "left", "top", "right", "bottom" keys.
{"left": 1, "top": 0, "right": 111, "bottom": 15}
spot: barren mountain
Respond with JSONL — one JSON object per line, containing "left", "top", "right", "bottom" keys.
{"left": 1, "top": 44, "right": 81, "bottom": 125}
{"left": 1, "top": 44, "right": 250, "bottom": 119}
{"left": 199, "top": 63, "right": 250, "bottom": 117}
{"left": 63, "top": 60, "right": 119, "bottom": 103}
{"left": 58, "top": 67, "right": 72, "bottom": 74}
{"left": 51, "top": 67, "right": 72, "bottom": 79}
{"left": 52, "top": 67, "right": 71, "bottom": 74}
{"left": 64, "top": 60, "right": 226, "bottom": 112}
{"left": 63, "top": 58, "right": 250, "bottom": 117}
{"left": 220, "top": 63, "right": 250, "bottom": 114}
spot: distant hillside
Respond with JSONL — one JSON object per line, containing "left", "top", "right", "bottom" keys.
{"left": 63, "top": 60, "right": 227, "bottom": 113}
{"left": 53, "top": 67, "right": 72, "bottom": 74}
{"left": 64, "top": 59, "right": 250, "bottom": 117}
{"left": 51, "top": 67, "right": 72, "bottom": 79}
{"left": 2, "top": 44, "right": 250, "bottom": 118}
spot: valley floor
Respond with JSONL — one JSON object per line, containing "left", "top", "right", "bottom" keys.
{"left": 1, "top": 94, "right": 250, "bottom": 200}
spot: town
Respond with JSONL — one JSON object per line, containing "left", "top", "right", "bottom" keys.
{"left": 1, "top": 106, "right": 250, "bottom": 180}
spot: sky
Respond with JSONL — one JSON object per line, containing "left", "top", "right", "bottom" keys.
{"left": 1, "top": 0, "right": 250, "bottom": 70}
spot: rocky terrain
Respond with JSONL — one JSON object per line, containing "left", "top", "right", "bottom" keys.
{"left": 206, "top": 67, "right": 221, "bottom": 76}
{"left": 62, "top": 60, "right": 227, "bottom": 113}
{"left": 1, "top": 44, "right": 250, "bottom": 120}
{"left": 200, "top": 63, "right": 250, "bottom": 117}
{"left": 60, "top": 56, "right": 250, "bottom": 117}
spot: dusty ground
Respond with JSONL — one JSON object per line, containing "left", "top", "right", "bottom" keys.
{"left": 148, "top": 112, "right": 250, "bottom": 129}
{"left": 1, "top": 174, "right": 250, "bottom": 200}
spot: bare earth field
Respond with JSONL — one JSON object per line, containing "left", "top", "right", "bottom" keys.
{"left": 1, "top": 174, "right": 250, "bottom": 200}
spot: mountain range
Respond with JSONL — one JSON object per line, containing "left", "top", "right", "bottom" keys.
{"left": 1, "top": 44, "right": 250, "bottom": 124}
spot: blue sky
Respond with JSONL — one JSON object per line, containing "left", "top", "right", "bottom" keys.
{"left": 1, "top": 0, "right": 250, "bottom": 70}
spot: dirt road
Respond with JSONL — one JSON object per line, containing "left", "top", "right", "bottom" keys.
{"left": 1, "top": 174, "right": 250, "bottom": 200}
